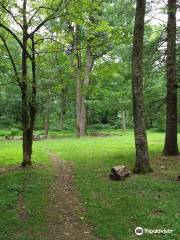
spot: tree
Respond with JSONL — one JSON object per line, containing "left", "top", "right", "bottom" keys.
{"left": 0, "top": 0, "right": 65, "bottom": 166}
{"left": 163, "top": 0, "right": 179, "bottom": 156}
{"left": 65, "top": 0, "right": 112, "bottom": 136}
{"left": 132, "top": 0, "right": 152, "bottom": 173}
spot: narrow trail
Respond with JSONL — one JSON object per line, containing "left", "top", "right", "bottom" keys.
{"left": 44, "top": 152, "right": 99, "bottom": 240}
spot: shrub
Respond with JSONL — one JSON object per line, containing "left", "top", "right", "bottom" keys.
{"left": 10, "top": 128, "right": 22, "bottom": 136}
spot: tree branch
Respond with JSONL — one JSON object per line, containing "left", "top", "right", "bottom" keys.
{"left": 28, "top": 6, "right": 57, "bottom": 25}
{"left": 29, "top": 0, "right": 65, "bottom": 37}
{"left": 0, "top": 2, "right": 23, "bottom": 29}
{"left": 0, "top": 35, "right": 22, "bottom": 88}
{"left": 0, "top": 22, "right": 32, "bottom": 60}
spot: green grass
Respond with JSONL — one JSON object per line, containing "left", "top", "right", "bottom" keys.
{"left": 0, "top": 131, "right": 180, "bottom": 239}
{"left": 0, "top": 141, "right": 54, "bottom": 240}
{"left": 44, "top": 131, "right": 180, "bottom": 240}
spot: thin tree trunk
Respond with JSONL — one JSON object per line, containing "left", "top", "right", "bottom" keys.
{"left": 122, "top": 111, "right": 126, "bottom": 131}
{"left": 44, "top": 112, "right": 49, "bottom": 137}
{"left": 60, "top": 87, "right": 67, "bottom": 130}
{"left": 163, "top": 0, "right": 179, "bottom": 156}
{"left": 75, "top": 55, "right": 82, "bottom": 136}
{"left": 21, "top": 3, "right": 36, "bottom": 166}
{"left": 21, "top": 0, "right": 32, "bottom": 167}
{"left": 29, "top": 35, "right": 36, "bottom": 157}
{"left": 132, "top": 0, "right": 152, "bottom": 173}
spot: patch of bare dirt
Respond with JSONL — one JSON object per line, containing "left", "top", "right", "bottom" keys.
{"left": 148, "top": 155, "right": 180, "bottom": 181}
{"left": 17, "top": 191, "right": 29, "bottom": 222}
{"left": 43, "top": 152, "right": 100, "bottom": 240}
{"left": 0, "top": 163, "right": 44, "bottom": 176}
{"left": 151, "top": 209, "right": 166, "bottom": 216}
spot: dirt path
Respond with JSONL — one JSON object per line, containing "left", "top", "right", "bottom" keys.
{"left": 44, "top": 152, "right": 99, "bottom": 240}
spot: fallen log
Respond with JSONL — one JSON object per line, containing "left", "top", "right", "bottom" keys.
{"left": 5, "top": 136, "right": 14, "bottom": 140}
{"left": 175, "top": 174, "right": 180, "bottom": 182}
{"left": 33, "top": 135, "right": 48, "bottom": 141}
{"left": 88, "top": 132, "right": 110, "bottom": 137}
{"left": 33, "top": 135, "right": 40, "bottom": 141}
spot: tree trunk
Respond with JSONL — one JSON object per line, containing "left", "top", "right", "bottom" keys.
{"left": 74, "top": 25, "right": 82, "bottom": 136}
{"left": 60, "top": 87, "right": 67, "bottom": 130}
{"left": 75, "top": 56, "right": 82, "bottom": 136}
{"left": 163, "top": 0, "right": 179, "bottom": 156}
{"left": 22, "top": 96, "right": 33, "bottom": 167}
{"left": 74, "top": 26, "right": 92, "bottom": 137}
{"left": 21, "top": 5, "right": 36, "bottom": 166}
{"left": 21, "top": 0, "right": 32, "bottom": 167}
{"left": 44, "top": 109, "right": 49, "bottom": 137}
{"left": 121, "top": 111, "right": 126, "bottom": 131}
{"left": 79, "top": 46, "right": 91, "bottom": 136}
{"left": 132, "top": 0, "right": 152, "bottom": 173}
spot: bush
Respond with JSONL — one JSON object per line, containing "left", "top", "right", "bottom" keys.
{"left": 10, "top": 128, "right": 22, "bottom": 136}
{"left": 0, "top": 130, "right": 10, "bottom": 137}
{"left": 11, "top": 128, "right": 20, "bottom": 136}
{"left": 0, "top": 129, "right": 21, "bottom": 137}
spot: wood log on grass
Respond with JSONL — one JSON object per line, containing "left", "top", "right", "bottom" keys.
{"left": 5, "top": 136, "right": 14, "bottom": 140}
{"left": 110, "top": 165, "right": 130, "bottom": 181}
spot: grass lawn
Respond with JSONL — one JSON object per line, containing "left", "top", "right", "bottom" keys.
{"left": 0, "top": 131, "right": 180, "bottom": 239}
{"left": 0, "top": 141, "right": 54, "bottom": 240}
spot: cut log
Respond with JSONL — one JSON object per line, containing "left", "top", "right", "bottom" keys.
{"left": 111, "top": 165, "right": 129, "bottom": 174}
{"left": 89, "top": 132, "right": 110, "bottom": 137}
{"left": 33, "top": 135, "right": 48, "bottom": 141}
{"left": 110, "top": 165, "right": 130, "bottom": 181}
{"left": 33, "top": 135, "right": 40, "bottom": 141}
{"left": 175, "top": 174, "right": 180, "bottom": 182}
{"left": 5, "top": 136, "right": 14, "bottom": 140}
{"left": 14, "top": 137, "right": 23, "bottom": 140}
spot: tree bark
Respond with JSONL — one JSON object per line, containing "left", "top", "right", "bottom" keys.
{"left": 121, "top": 111, "right": 126, "bottom": 131}
{"left": 74, "top": 26, "right": 82, "bottom": 136}
{"left": 21, "top": 0, "right": 32, "bottom": 167}
{"left": 75, "top": 55, "right": 82, "bottom": 136}
{"left": 21, "top": 2, "right": 36, "bottom": 166}
{"left": 163, "top": 0, "right": 179, "bottom": 156}
{"left": 132, "top": 0, "right": 152, "bottom": 173}
{"left": 44, "top": 108, "right": 49, "bottom": 137}
{"left": 60, "top": 87, "right": 67, "bottom": 130}
{"left": 74, "top": 28, "right": 92, "bottom": 136}
{"left": 79, "top": 45, "right": 91, "bottom": 136}
{"left": 73, "top": 25, "right": 93, "bottom": 137}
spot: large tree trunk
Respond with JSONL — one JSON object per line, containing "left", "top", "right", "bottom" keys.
{"left": 132, "top": 0, "right": 152, "bottom": 173}
{"left": 163, "top": 0, "right": 179, "bottom": 155}
{"left": 74, "top": 26, "right": 92, "bottom": 137}
{"left": 75, "top": 26, "right": 82, "bottom": 136}
{"left": 78, "top": 46, "right": 91, "bottom": 136}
